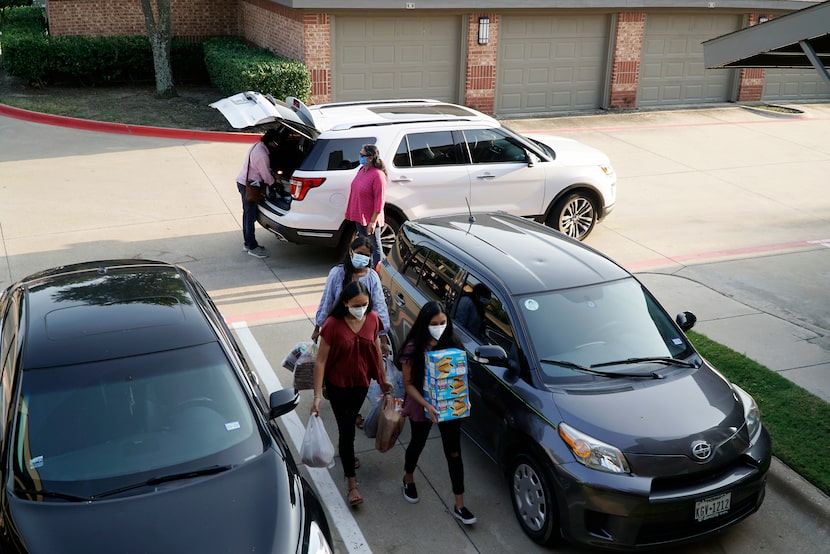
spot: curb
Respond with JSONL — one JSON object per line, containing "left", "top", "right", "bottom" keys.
{"left": 768, "top": 457, "right": 830, "bottom": 524}
{"left": 0, "top": 103, "right": 256, "bottom": 143}
{"left": 739, "top": 104, "right": 805, "bottom": 119}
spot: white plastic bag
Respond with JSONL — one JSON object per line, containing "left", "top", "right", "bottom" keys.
{"left": 368, "top": 357, "right": 405, "bottom": 408}
{"left": 282, "top": 341, "right": 315, "bottom": 372}
{"left": 300, "top": 415, "right": 335, "bottom": 468}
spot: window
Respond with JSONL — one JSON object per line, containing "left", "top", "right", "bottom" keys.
{"left": 13, "top": 343, "right": 263, "bottom": 497}
{"left": 415, "top": 250, "right": 461, "bottom": 304}
{"left": 300, "top": 137, "right": 376, "bottom": 171}
{"left": 398, "top": 131, "right": 460, "bottom": 167}
{"left": 0, "top": 298, "right": 18, "bottom": 445}
{"left": 463, "top": 128, "right": 528, "bottom": 164}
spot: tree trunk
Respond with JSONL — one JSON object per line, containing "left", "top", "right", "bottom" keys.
{"left": 140, "top": 0, "right": 176, "bottom": 98}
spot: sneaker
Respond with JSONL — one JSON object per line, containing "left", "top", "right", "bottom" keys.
{"left": 452, "top": 505, "right": 477, "bottom": 525}
{"left": 247, "top": 246, "right": 267, "bottom": 259}
{"left": 402, "top": 480, "right": 419, "bottom": 504}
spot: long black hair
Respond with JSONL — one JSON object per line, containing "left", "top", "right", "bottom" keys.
{"left": 362, "top": 144, "right": 387, "bottom": 175}
{"left": 341, "top": 235, "right": 375, "bottom": 288}
{"left": 396, "top": 300, "right": 462, "bottom": 385}
{"left": 328, "top": 280, "right": 373, "bottom": 319}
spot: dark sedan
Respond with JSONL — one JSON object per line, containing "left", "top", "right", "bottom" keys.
{"left": 379, "top": 212, "right": 771, "bottom": 550}
{"left": 0, "top": 260, "right": 332, "bottom": 553}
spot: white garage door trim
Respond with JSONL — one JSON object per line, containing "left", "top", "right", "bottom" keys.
{"left": 333, "top": 15, "right": 462, "bottom": 103}
{"left": 496, "top": 14, "right": 610, "bottom": 116}
{"left": 639, "top": 13, "right": 741, "bottom": 106}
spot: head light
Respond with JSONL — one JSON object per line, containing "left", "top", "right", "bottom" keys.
{"left": 733, "top": 384, "right": 762, "bottom": 441}
{"left": 559, "top": 423, "right": 630, "bottom": 474}
{"left": 303, "top": 520, "right": 333, "bottom": 554}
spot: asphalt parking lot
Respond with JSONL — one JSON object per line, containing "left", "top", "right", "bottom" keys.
{"left": 1, "top": 102, "right": 829, "bottom": 553}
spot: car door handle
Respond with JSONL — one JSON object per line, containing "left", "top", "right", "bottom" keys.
{"left": 476, "top": 173, "right": 495, "bottom": 180}
{"left": 391, "top": 176, "right": 412, "bottom": 184}
{"left": 394, "top": 293, "right": 406, "bottom": 307}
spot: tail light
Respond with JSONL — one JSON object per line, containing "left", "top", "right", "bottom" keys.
{"left": 289, "top": 177, "right": 326, "bottom": 201}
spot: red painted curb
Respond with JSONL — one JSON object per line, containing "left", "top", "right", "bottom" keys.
{"left": 0, "top": 103, "right": 259, "bottom": 143}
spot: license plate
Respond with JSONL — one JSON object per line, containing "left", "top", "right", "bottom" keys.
{"left": 694, "top": 492, "right": 731, "bottom": 522}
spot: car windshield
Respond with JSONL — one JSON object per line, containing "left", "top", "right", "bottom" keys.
{"left": 518, "top": 277, "right": 695, "bottom": 383}
{"left": 13, "top": 342, "right": 265, "bottom": 500}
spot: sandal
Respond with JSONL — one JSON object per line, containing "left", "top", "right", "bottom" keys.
{"left": 347, "top": 486, "right": 363, "bottom": 507}
{"left": 355, "top": 414, "right": 365, "bottom": 429}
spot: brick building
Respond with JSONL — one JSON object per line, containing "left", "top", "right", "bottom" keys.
{"left": 44, "top": 0, "right": 830, "bottom": 116}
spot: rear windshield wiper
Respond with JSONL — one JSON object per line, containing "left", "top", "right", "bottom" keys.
{"left": 90, "top": 464, "right": 233, "bottom": 500}
{"left": 540, "top": 358, "right": 661, "bottom": 379}
{"left": 15, "top": 487, "right": 88, "bottom": 502}
{"left": 591, "top": 356, "right": 696, "bottom": 370}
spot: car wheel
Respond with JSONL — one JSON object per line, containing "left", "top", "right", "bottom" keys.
{"left": 380, "top": 212, "right": 403, "bottom": 259}
{"left": 337, "top": 211, "right": 403, "bottom": 260}
{"left": 509, "top": 453, "right": 561, "bottom": 546}
{"left": 548, "top": 192, "right": 597, "bottom": 240}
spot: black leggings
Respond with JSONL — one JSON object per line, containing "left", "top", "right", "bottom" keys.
{"left": 404, "top": 418, "right": 465, "bottom": 495}
{"left": 325, "top": 382, "right": 368, "bottom": 478}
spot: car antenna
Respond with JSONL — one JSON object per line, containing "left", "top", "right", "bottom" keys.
{"left": 465, "top": 197, "right": 476, "bottom": 223}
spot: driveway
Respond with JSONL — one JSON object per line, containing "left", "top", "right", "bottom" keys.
{"left": 1, "top": 103, "right": 829, "bottom": 553}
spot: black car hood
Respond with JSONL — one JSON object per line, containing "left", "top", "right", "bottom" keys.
{"left": 555, "top": 367, "right": 744, "bottom": 455}
{"left": 7, "top": 450, "right": 303, "bottom": 553}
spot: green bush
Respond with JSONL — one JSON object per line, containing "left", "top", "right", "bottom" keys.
{"left": 0, "top": 2, "right": 40, "bottom": 33}
{"left": 1, "top": 5, "right": 206, "bottom": 86}
{"left": 2, "top": 13, "right": 304, "bottom": 95}
{"left": 204, "top": 36, "right": 311, "bottom": 102}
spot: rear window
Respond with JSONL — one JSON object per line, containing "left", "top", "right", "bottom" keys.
{"left": 299, "top": 137, "right": 377, "bottom": 171}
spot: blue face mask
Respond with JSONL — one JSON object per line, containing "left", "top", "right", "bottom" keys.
{"left": 358, "top": 155, "right": 368, "bottom": 167}
{"left": 351, "top": 253, "right": 371, "bottom": 268}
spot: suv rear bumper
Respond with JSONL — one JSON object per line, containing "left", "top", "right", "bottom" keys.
{"left": 257, "top": 203, "right": 349, "bottom": 248}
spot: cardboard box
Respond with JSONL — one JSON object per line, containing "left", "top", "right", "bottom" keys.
{"left": 426, "top": 395, "right": 470, "bottom": 422}
{"left": 424, "top": 348, "right": 467, "bottom": 379}
{"left": 424, "top": 374, "right": 468, "bottom": 401}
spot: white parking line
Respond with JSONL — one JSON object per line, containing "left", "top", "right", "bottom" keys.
{"left": 232, "top": 322, "right": 372, "bottom": 554}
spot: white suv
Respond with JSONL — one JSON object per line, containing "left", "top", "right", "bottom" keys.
{"left": 212, "top": 92, "right": 616, "bottom": 250}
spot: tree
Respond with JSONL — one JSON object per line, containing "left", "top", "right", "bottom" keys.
{"left": 139, "top": 0, "right": 176, "bottom": 97}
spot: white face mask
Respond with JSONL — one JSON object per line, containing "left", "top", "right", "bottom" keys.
{"left": 348, "top": 305, "right": 368, "bottom": 320}
{"left": 428, "top": 324, "right": 447, "bottom": 340}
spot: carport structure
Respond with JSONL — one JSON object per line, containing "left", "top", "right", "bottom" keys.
{"left": 703, "top": 1, "right": 830, "bottom": 85}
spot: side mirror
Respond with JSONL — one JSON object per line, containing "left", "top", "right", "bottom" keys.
{"left": 269, "top": 389, "right": 299, "bottom": 419}
{"left": 474, "top": 344, "right": 509, "bottom": 366}
{"left": 676, "top": 311, "right": 697, "bottom": 331}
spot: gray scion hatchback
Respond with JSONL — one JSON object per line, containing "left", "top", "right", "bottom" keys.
{"left": 378, "top": 212, "right": 771, "bottom": 550}
{"left": 0, "top": 260, "right": 333, "bottom": 553}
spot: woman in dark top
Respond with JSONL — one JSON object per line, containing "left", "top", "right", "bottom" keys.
{"left": 311, "top": 281, "right": 390, "bottom": 507}
{"left": 397, "top": 301, "right": 477, "bottom": 525}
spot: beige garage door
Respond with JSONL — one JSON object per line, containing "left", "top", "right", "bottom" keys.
{"left": 639, "top": 14, "right": 740, "bottom": 106}
{"left": 497, "top": 14, "right": 610, "bottom": 115}
{"left": 334, "top": 15, "right": 461, "bottom": 103}
{"left": 763, "top": 69, "right": 830, "bottom": 102}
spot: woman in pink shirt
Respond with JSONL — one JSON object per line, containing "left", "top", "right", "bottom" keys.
{"left": 345, "top": 144, "right": 387, "bottom": 268}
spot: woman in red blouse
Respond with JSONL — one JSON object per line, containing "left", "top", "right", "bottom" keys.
{"left": 311, "top": 281, "right": 391, "bottom": 507}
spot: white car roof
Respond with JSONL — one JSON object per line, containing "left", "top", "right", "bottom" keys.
{"left": 211, "top": 92, "right": 499, "bottom": 133}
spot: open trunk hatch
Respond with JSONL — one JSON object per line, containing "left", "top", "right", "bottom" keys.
{"left": 210, "top": 92, "right": 319, "bottom": 139}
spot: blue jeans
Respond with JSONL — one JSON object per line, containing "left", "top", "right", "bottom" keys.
{"left": 237, "top": 182, "right": 259, "bottom": 250}
{"left": 355, "top": 222, "right": 382, "bottom": 268}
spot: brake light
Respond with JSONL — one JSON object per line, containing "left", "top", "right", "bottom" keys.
{"left": 289, "top": 177, "right": 326, "bottom": 201}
